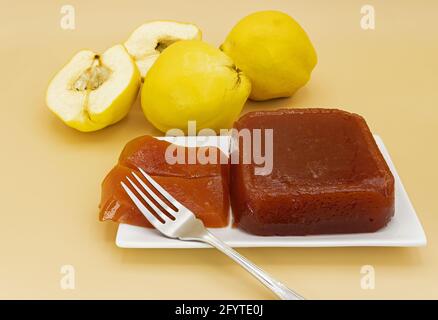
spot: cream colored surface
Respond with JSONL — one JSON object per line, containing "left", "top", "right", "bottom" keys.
{"left": 0, "top": 0, "right": 437, "bottom": 299}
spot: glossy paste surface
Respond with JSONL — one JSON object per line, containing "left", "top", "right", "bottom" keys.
{"left": 231, "top": 108, "right": 395, "bottom": 235}
{"left": 100, "top": 136, "right": 230, "bottom": 228}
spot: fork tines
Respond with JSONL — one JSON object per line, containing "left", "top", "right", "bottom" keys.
{"left": 120, "top": 167, "right": 180, "bottom": 227}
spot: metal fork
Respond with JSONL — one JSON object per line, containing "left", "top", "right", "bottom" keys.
{"left": 121, "top": 167, "right": 304, "bottom": 300}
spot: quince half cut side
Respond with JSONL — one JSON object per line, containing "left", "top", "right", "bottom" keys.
{"left": 124, "top": 21, "right": 202, "bottom": 80}
{"left": 46, "top": 45, "right": 140, "bottom": 132}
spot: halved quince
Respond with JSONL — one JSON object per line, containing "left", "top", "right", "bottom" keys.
{"left": 124, "top": 21, "right": 202, "bottom": 79}
{"left": 46, "top": 45, "right": 141, "bottom": 132}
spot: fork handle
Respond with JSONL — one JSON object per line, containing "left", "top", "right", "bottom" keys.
{"left": 201, "top": 231, "right": 304, "bottom": 300}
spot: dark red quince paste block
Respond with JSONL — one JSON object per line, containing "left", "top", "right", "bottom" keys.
{"left": 230, "top": 108, "right": 395, "bottom": 236}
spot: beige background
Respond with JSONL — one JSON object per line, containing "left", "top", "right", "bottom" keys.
{"left": 0, "top": 0, "right": 437, "bottom": 299}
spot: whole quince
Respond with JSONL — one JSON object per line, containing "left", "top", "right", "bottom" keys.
{"left": 221, "top": 10, "right": 317, "bottom": 101}
{"left": 141, "top": 40, "right": 251, "bottom": 134}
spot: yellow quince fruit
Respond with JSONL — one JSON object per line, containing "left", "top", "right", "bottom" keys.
{"left": 141, "top": 40, "right": 251, "bottom": 134}
{"left": 46, "top": 45, "right": 141, "bottom": 132}
{"left": 221, "top": 10, "right": 317, "bottom": 101}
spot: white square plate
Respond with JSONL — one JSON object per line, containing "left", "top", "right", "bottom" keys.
{"left": 116, "top": 135, "right": 426, "bottom": 248}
